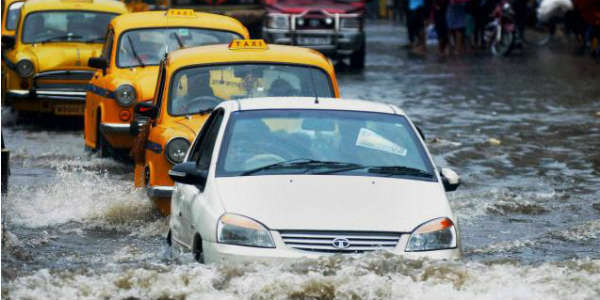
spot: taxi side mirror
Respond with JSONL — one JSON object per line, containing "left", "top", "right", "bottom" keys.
{"left": 88, "top": 57, "right": 107, "bottom": 74}
{"left": 1, "top": 36, "right": 15, "bottom": 49}
{"left": 169, "top": 162, "right": 208, "bottom": 187}
{"left": 440, "top": 168, "right": 460, "bottom": 192}
{"left": 134, "top": 101, "right": 157, "bottom": 119}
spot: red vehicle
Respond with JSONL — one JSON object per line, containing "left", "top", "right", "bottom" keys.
{"left": 263, "top": 0, "right": 369, "bottom": 69}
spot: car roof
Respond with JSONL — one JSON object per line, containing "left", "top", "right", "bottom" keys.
{"left": 165, "top": 43, "right": 334, "bottom": 73}
{"left": 110, "top": 11, "right": 249, "bottom": 38}
{"left": 219, "top": 97, "right": 405, "bottom": 115}
{"left": 22, "top": 0, "right": 127, "bottom": 14}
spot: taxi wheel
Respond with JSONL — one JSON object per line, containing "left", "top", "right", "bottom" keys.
{"left": 350, "top": 40, "right": 366, "bottom": 70}
{"left": 96, "top": 116, "right": 110, "bottom": 158}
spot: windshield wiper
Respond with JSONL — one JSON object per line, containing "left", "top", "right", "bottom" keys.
{"left": 38, "top": 34, "right": 83, "bottom": 43}
{"left": 83, "top": 37, "right": 104, "bottom": 43}
{"left": 127, "top": 35, "right": 145, "bottom": 67}
{"left": 366, "top": 166, "right": 434, "bottom": 178}
{"left": 186, "top": 108, "right": 213, "bottom": 116}
{"left": 173, "top": 33, "right": 185, "bottom": 49}
{"left": 240, "top": 159, "right": 362, "bottom": 176}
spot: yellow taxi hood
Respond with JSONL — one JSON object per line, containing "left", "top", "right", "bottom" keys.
{"left": 114, "top": 66, "right": 160, "bottom": 101}
{"left": 20, "top": 43, "right": 101, "bottom": 73}
{"left": 168, "top": 114, "right": 211, "bottom": 139}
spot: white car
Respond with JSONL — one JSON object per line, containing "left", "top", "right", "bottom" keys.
{"left": 168, "top": 97, "right": 462, "bottom": 263}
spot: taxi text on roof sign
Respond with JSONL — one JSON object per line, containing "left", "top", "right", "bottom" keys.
{"left": 228, "top": 39, "right": 268, "bottom": 50}
{"left": 167, "top": 9, "right": 196, "bottom": 17}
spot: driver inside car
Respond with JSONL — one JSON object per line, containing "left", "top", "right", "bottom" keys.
{"left": 171, "top": 72, "right": 217, "bottom": 115}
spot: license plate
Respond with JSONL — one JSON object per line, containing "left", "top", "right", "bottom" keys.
{"left": 298, "top": 36, "right": 331, "bottom": 45}
{"left": 54, "top": 104, "right": 84, "bottom": 116}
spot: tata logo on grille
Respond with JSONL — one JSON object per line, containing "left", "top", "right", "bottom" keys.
{"left": 332, "top": 238, "right": 350, "bottom": 249}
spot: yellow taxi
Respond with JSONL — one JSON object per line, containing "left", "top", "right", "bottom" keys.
{"left": 1, "top": 0, "right": 127, "bottom": 116}
{"left": 131, "top": 39, "right": 339, "bottom": 215}
{"left": 83, "top": 9, "right": 249, "bottom": 157}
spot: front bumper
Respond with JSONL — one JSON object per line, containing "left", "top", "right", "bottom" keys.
{"left": 202, "top": 232, "right": 462, "bottom": 264}
{"left": 147, "top": 185, "right": 174, "bottom": 198}
{"left": 6, "top": 89, "right": 86, "bottom": 101}
{"left": 100, "top": 122, "right": 131, "bottom": 134}
{"left": 264, "top": 28, "right": 364, "bottom": 57}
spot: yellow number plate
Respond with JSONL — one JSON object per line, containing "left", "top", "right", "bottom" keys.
{"left": 54, "top": 104, "right": 84, "bottom": 116}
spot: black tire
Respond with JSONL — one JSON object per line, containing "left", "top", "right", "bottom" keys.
{"left": 350, "top": 40, "right": 366, "bottom": 70}
{"left": 96, "top": 114, "right": 110, "bottom": 158}
{"left": 193, "top": 235, "right": 204, "bottom": 263}
{"left": 491, "top": 31, "right": 514, "bottom": 56}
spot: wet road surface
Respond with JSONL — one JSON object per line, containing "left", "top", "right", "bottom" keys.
{"left": 2, "top": 22, "right": 600, "bottom": 299}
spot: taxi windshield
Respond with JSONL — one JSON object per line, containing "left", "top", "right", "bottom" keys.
{"left": 21, "top": 11, "right": 117, "bottom": 44}
{"left": 216, "top": 109, "right": 434, "bottom": 179}
{"left": 5, "top": 1, "right": 24, "bottom": 31}
{"left": 168, "top": 64, "right": 334, "bottom": 116}
{"left": 117, "top": 28, "right": 242, "bottom": 68}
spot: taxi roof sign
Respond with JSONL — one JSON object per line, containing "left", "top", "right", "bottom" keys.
{"left": 167, "top": 9, "right": 196, "bottom": 17}
{"left": 228, "top": 39, "right": 268, "bottom": 50}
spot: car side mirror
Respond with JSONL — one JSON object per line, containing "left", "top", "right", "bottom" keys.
{"left": 88, "top": 57, "right": 107, "bottom": 75}
{"left": 1, "top": 36, "right": 15, "bottom": 49}
{"left": 169, "top": 162, "right": 208, "bottom": 187}
{"left": 134, "top": 101, "right": 157, "bottom": 119}
{"left": 440, "top": 168, "right": 460, "bottom": 192}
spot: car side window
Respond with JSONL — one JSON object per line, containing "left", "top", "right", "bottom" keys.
{"left": 101, "top": 30, "right": 114, "bottom": 63}
{"left": 193, "top": 110, "right": 225, "bottom": 170}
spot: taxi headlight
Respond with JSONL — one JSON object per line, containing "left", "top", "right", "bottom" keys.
{"left": 340, "top": 17, "right": 361, "bottom": 29}
{"left": 165, "top": 137, "right": 190, "bottom": 164}
{"left": 115, "top": 84, "right": 137, "bottom": 107}
{"left": 267, "top": 14, "right": 289, "bottom": 29}
{"left": 16, "top": 59, "right": 34, "bottom": 78}
{"left": 405, "top": 217, "right": 457, "bottom": 252}
{"left": 217, "top": 214, "right": 275, "bottom": 248}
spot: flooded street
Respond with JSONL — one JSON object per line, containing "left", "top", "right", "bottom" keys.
{"left": 2, "top": 22, "right": 600, "bottom": 299}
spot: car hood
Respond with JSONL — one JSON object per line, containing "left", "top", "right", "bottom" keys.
{"left": 269, "top": 0, "right": 363, "bottom": 14}
{"left": 166, "top": 114, "right": 212, "bottom": 141}
{"left": 23, "top": 43, "right": 102, "bottom": 73}
{"left": 117, "top": 66, "right": 159, "bottom": 101}
{"left": 215, "top": 175, "right": 452, "bottom": 232}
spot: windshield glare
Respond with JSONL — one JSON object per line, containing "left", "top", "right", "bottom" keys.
{"left": 216, "top": 109, "right": 434, "bottom": 178}
{"left": 168, "top": 65, "right": 334, "bottom": 116}
{"left": 6, "top": 2, "right": 24, "bottom": 30}
{"left": 117, "top": 28, "right": 241, "bottom": 68}
{"left": 22, "top": 11, "right": 116, "bottom": 43}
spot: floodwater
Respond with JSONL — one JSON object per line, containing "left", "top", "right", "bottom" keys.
{"left": 2, "top": 22, "right": 600, "bottom": 299}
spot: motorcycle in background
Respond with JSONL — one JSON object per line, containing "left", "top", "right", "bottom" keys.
{"left": 484, "top": 0, "right": 518, "bottom": 56}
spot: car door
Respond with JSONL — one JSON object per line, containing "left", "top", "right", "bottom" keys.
{"left": 173, "top": 109, "right": 225, "bottom": 247}
{"left": 86, "top": 29, "right": 114, "bottom": 143}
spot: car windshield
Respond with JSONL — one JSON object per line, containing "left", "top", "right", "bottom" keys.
{"left": 5, "top": 1, "right": 24, "bottom": 30}
{"left": 168, "top": 65, "right": 334, "bottom": 116}
{"left": 216, "top": 109, "right": 435, "bottom": 180}
{"left": 117, "top": 28, "right": 242, "bottom": 68}
{"left": 21, "top": 11, "right": 117, "bottom": 44}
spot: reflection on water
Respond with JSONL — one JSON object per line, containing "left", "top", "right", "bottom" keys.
{"left": 2, "top": 22, "right": 600, "bottom": 298}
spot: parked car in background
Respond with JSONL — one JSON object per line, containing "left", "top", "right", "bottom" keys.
{"left": 168, "top": 97, "right": 462, "bottom": 263}
{"left": 84, "top": 9, "right": 249, "bottom": 157}
{"left": 1, "top": 0, "right": 127, "bottom": 117}
{"left": 167, "top": 0, "right": 265, "bottom": 37}
{"left": 130, "top": 39, "right": 339, "bottom": 215}
{"left": 262, "top": 0, "right": 369, "bottom": 69}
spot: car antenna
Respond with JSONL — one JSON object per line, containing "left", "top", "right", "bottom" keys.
{"left": 309, "top": 69, "right": 319, "bottom": 104}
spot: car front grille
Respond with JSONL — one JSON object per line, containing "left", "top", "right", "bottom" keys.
{"left": 34, "top": 70, "right": 95, "bottom": 91}
{"left": 279, "top": 230, "right": 403, "bottom": 253}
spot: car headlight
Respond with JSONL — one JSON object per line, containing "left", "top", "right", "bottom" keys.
{"left": 340, "top": 17, "right": 361, "bottom": 29}
{"left": 217, "top": 214, "right": 275, "bottom": 248}
{"left": 16, "top": 59, "right": 34, "bottom": 77}
{"left": 114, "top": 84, "right": 137, "bottom": 107}
{"left": 267, "top": 14, "right": 289, "bottom": 29}
{"left": 165, "top": 137, "right": 190, "bottom": 164}
{"left": 405, "top": 217, "right": 457, "bottom": 252}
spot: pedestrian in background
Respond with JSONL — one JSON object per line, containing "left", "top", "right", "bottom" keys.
{"left": 433, "top": 0, "right": 450, "bottom": 55}
{"left": 447, "top": 0, "right": 470, "bottom": 54}
{"left": 407, "top": 0, "right": 429, "bottom": 54}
